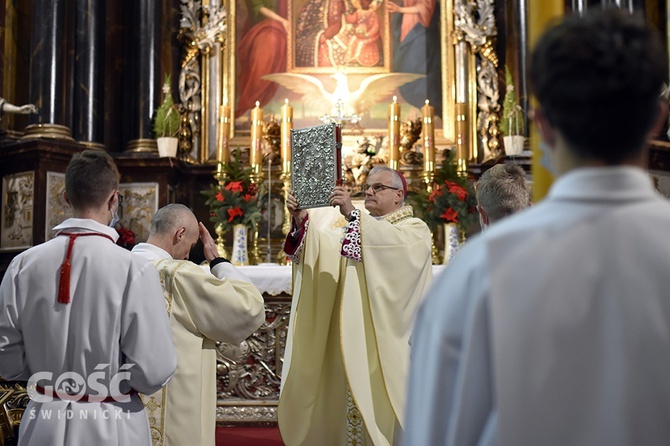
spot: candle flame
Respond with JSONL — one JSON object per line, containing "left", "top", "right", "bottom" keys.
{"left": 285, "top": 98, "right": 289, "bottom": 105}
{"left": 393, "top": 95, "right": 397, "bottom": 103}
{"left": 255, "top": 101, "right": 260, "bottom": 107}
{"left": 425, "top": 99, "right": 430, "bottom": 105}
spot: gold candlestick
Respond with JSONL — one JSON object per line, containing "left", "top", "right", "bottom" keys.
{"left": 217, "top": 103, "right": 231, "bottom": 165}
{"left": 388, "top": 96, "right": 401, "bottom": 170}
{"left": 281, "top": 99, "right": 293, "bottom": 175}
{"left": 455, "top": 102, "right": 469, "bottom": 174}
{"left": 421, "top": 99, "right": 435, "bottom": 184}
{"left": 275, "top": 170, "right": 292, "bottom": 266}
{"left": 250, "top": 223, "right": 261, "bottom": 265}
{"left": 214, "top": 222, "right": 229, "bottom": 259}
{"left": 250, "top": 101, "right": 264, "bottom": 182}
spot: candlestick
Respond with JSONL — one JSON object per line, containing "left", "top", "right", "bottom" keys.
{"left": 455, "top": 102, "right": 468, "bottom": 174}
{"left": 280, "top": 99, "right": 293, "bottom": 174}
{"left": 422, "top": 99, "right": 435, "bottom": 174}
{"left": 217, "top": 103, "right": 231, "bottom": 165}
{"left": 250, "top": 101, "right": 263, "bottom": 168}
{"left": 387, "top": 96, "right": 401, "bottom": 170}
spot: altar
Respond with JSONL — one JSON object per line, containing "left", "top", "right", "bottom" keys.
{"left": 214, "top": 263, "right": 446, "bottom": 425}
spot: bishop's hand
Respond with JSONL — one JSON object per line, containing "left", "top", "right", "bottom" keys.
{"left": 287, "top": 193, "right": 308, "bottom": 226}
{"left": 329, "top": 186, "right": 355, "bottom": 220}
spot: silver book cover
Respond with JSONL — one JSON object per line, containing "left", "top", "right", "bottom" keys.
{"left": 291, "top": 123, "right": 339, "bottom": 209}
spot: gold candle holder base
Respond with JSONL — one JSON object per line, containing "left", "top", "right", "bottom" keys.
{"left": 431, "top": 230, "right": 441, "bottom": 265}
{"left": 421, "top": 171, "right": 435, "bottom": 193}
{"left": 250, "top": 163, "right": 265, "bottom": 184}
{"left": 250, "top": 224, "right": 261, "bottom": 265}
{"left": 215, "top": 223, "right": 229, "bottom": 259}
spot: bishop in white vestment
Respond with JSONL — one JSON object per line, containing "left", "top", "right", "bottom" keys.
{"left": 279, "top": 166, "right": 432, "bottom": 446}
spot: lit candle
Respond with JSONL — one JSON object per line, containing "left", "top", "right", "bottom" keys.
{"left": 250, "top": 101, "right": 263, "bottom": 167}
{"left": 280, "top": 99, "right": 293, "bottom": 174}
{"left": 217, "top": 102, "right": 231, "bottom": 164}
{"left": 388, "top": 96, "right": 401, "bottom": 170}
{"left": 422, "top": 99, "right": 435, "bottom": 173}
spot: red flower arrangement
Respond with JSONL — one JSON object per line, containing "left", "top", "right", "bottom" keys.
{"left": 412, "top": 149, "right": 477, "bottom": 232}
{"left": 202, "top": 149, "right": 263, "bottom": 232}
{"left": 115, "top": 225, "right": 136, "bottom": 250}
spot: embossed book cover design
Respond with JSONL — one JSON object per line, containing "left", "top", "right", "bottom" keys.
{"left": 291, "top": 123, "right": 341, "bottom": 209}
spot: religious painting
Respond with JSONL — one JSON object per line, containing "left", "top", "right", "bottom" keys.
{"left": 230, "top": 0, "right": 452, "bottom": 135}
{"left": 288, "top": 0, "right": 390, "bottom": 73}
{"left": 117, "top": 183, "right": 159, "bottom": 243}
{"left": 1, "top": 171, "right": 34, "bottom": 250}
{"left": 45, "top": 172, "right": 73, "bottom": 241}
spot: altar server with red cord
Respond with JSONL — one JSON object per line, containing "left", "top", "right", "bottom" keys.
{"left": 0, "top": 149, "right": 177, "bottom": 445}
{"left": 406, "top": 9, "right": 670, "bottom": 445}
{"left": 279, "top": 165, "right": 433, "bottom": 445}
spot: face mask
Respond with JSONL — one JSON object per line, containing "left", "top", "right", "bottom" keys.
{"left": 479, "top": 213, "right": 487, "bottom": 232}
{"left": 538, "top": 140, "right": 557, "bottom": 176}
{"left": 535, "top": 122, "right": 556, "bottom": 176}
{"left": 109, "top": 202, "right": 120, "bottom": 228}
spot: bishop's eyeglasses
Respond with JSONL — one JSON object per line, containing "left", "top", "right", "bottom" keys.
{"left": 364, "top": 183, "right": 400, "bottom": 195}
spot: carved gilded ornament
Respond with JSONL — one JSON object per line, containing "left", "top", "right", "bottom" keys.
{"left": 454, "top": 0, "right": 502, "bottom": 160}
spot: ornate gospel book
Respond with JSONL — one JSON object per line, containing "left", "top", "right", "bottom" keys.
{"left": 291, "top": 123, "right": 342, "bottom": 209}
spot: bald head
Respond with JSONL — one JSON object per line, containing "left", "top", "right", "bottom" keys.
{"left": 148, "top": 204, "right": 199, "bottom": 259}
{"left": 150, "top": 204, "right": 197, "bottom": 236}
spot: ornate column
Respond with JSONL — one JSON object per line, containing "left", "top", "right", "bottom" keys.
{"left": 454, "top": 0, "right": 499, "bottom": 166}
{"left": 24, "top": 0, "right": 73, "bottom": 140}
{"left": 515, "top": 0, "right": 530, "bottom": 136}
{"left": 178, "top": 0, "right": 227, "bottom": 162}
{"left": 126, "top": 0, "right": 162, "bottom": 153}
{"left": 73, "top": 0, "right": 105, "bottom": 149}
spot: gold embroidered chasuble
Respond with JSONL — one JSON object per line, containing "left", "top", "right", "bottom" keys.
{"left": 278, "top": 205, "right": 433, "bottom": 446}
{"left": 140, "top": 258, "right": 265, "bottom": 446}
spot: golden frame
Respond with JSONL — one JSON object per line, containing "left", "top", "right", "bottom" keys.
{"left": 223, "top": 0, "right": 467, "bottom": 146}
{"left": 215, "top": 0, "right": 499, "bottom": 168}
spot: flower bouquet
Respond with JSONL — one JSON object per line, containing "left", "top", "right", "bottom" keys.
{"left": 412, "top": 149, "right": 477, "bottom": 263}
{"left": 412, "top": 149, "right": 477, "bottom": 233}
{"left": 115, "top": 225, "right": 136, "bottom": 250}
{"left": 202, "top": 149, "right": 263, "bottom": 233}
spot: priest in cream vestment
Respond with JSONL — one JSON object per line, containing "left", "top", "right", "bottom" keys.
{"left": 132, "top": 204, "right": 265, "bottom": 446}
{"left": 279, "top": 166, "right": 432, "bottom": 446}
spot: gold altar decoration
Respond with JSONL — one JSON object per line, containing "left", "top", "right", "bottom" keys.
{"left": 280, "top": 99, "right": 293, "bottom": 174}
{"left": 214, "top": 222, "right": 229, "bottom": 261}
{"left": 387, "top": 96, "right": 401, "bottom": 171}
{"left": 454, "top": 0, "right": 502, "bottom": 166}
{"left": 0, "top": 381, "right": 28, "bottom": 444}
{"left": 217, "top": 102, "right": 232, "bottom": 165}
{"left": 278, "top": 100, "right": 294, "bottom": 264}
{"left": 250, "top": 101, "right": 264, "bottom": 183}
{"left": 177, "top": 0, "right": 227, "bottom": 163}
{"left": 421, "top": 99, "right": 436, "bottom": 186}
